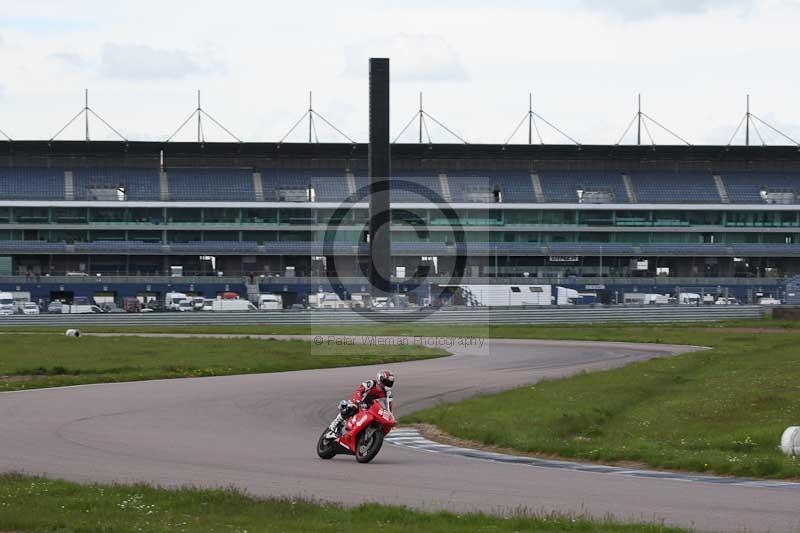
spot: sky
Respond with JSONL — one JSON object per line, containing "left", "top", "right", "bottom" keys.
{"left": 1, "top": 0, "right": 799, "bottom": 145}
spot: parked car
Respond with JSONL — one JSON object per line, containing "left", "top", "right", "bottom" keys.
{"left": 47, "top": 301, "right": 64, "bottom": 313}
{"left": 101, "top": 302, "right": 127, "bottom": 313}
{"left": 22, "top": 302, "right": 40, "bottom": 315}
{"left": 176, "top": 300, "right": 194, "bottom": 312}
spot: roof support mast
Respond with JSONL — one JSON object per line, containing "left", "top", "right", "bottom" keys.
{"left": 746, "top": 94, "right": 750, "bottom": 147}
{"left": 528, "top": 93, "right": 533, "bottom": 145}
{"left": 502, "top": 93, "right": 579, "bottom": 146}
{"left": 197, "top": 90, "right": 202, "bottom": 143}
{"left": 726, "top": 95, "right": 799, "bottom": 148}
{"left": 165, "top": 90, "right": 241, "bottom": 143}
{"left": 277, "top": 92, "right": 355, "bottom": 144}
{"left": 637, "top": 94, "right": 642, "bottom": 146}
{"left": 50, "top": 89, "right": 127, "bottom": 143}
{"left": 419, "top": 92, "right": 423, "bottom": 144}
{"left": 614, "top": 94, "right": 691, "bottom": 146}
{"left": 393, "top": 93, "right": 466, "bottom": 144}
{"left": 84, "top": 89, "right": 89, "bottom": 141}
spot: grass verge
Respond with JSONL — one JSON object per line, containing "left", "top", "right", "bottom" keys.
{"left": 404, "top": 322, "right": 800, "bottom": 479}
{"left": 0, "top": 473, "right": 686, "bottom": 533}
{"left": 0, "top": 334, "right": 445, "bottom": 392}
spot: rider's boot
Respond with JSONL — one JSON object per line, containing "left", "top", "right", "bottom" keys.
{"left": 327, "top": 414, "right": 344, "bottom": 437}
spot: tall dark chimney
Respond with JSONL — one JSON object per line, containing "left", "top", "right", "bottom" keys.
{"left": 368, "top": 58, "right": 391, "bottom": 296}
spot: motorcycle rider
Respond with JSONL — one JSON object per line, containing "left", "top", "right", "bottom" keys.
{"left": 327, "top": 369, "right": 395, "bottom": 436}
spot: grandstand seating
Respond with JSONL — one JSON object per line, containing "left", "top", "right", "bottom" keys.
{"left": 72, "top": 167, "right": 161, "bottom": 201}
{"left": 391, "top": 172, "right": 445, "bottom": 202}
{"left": 74, "top": 241, "right": 164, "bottom": 253}
{"left": 351, "top": 172, "right": 446, "bottom": 202}
{"left": 630, "top": 172, "right": 720, "bottom": 203}
{"left": 0, "top": 240, "right": 66, "bottom": 252}
{"left": 6, "top": 166, "right": 798, "bottom": 206}
{"left": 447, "top": 171, "right": 535, "bottom": 203}
{"left": 538, "top": 171, "right": 628, "bottom": 203}
{"left": 731, "top": 243, "right": 800, "bottom": 255}
{"left": 169, "top": 241, "right": 261, "bottom": 253}
{"left": 167, "top": 168, "right": 255, "bottom": 201}
{"left": 446, "top": 175, "right": 497, "bottom": 203}
{"left": 787, "top": 276, "right": 800, "bottom": 304}
{"left": 720, "top": 172, "right": 800, "bottom": 204}
{"left": 548, "top": 243, "right": 634, "bottom": 254}
{"left": 0, "top": 167, "right": 64, "bottom": 200}
{"left": 639, "top": 244, "right": 727, "bottom": 255}
{"left": 269, "top": 169, "right": 351, "bottom": 202}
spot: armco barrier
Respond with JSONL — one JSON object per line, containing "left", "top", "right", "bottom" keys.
{"left": 0, "top": 305, "right": 765, "bottom": 327}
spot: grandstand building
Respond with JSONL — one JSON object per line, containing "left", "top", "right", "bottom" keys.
{"left": 0, "top": 140, "right": 797, "bottom": 305}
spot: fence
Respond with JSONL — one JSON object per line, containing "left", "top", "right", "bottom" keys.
{"left": 0, "top": 305, "right": 765, "bottom": 327}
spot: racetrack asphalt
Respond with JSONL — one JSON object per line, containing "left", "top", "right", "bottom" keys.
{"left": 1, "top": 334, "right": 798, "bottom": 532}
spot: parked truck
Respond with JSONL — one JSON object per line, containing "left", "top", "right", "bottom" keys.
{"left": 555, "top": 286, "right": 579, "bottom": 305}
{"left": 0, "top": 292, "right": 15, "bottom": 316}
{"left": 9, "top": 291, "right": 31, "bottom": 313}
{"left": 165, "top": 292, "right": 189, "bottom": 311}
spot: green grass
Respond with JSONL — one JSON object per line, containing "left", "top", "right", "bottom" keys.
{"left": 0, "top": 334, "right": 446, "bottom": 391}
{"left": 0, "top": 473, "right": 686, "bottom": 533}
{"left": 404, "top": 322, "right": 800, "bottom": 479}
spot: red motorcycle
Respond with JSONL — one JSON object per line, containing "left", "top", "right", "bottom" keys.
{"left": 317, "top": 398, "right": 395, "bottom": 463}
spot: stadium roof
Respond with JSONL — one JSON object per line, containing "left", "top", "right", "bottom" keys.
{"left": 2, "top": 140, "right": 800, "bottom": 165}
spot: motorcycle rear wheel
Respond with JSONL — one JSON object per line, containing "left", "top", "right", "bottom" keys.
{"left": 316, "top": 429, "right": 337, "bottom": 459}
{"left": 355, "top": 425, "right": 384, "bottom": 463}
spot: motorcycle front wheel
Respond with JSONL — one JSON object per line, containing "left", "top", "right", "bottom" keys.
{"left": 316, "top": 429, "right": 337, "bottom": 459}
{"left": 355, "top": 425, "right": 384, "bottom": 463}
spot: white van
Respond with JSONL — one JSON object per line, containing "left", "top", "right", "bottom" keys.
{"left": 165, "top": 292, "right": 189, "bottom": 311}
{"left": 210, "top": 299, "right": 257, "bottom": 312}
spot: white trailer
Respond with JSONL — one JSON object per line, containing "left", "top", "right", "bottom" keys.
{"left": 309, "top": 292, "right": 350, "bottom": 309}
{"left": 210, "top": 299, "right": 257, "bottom": 312}
{"left": 258, "top": 294, "right": 283, "bottom": 310}
{"left": 62, "top": 304, "right": 104, "bottom": 314}
{"left": 449, "top": 284, "right": 552, "bottom": 307}
{"left": 678, "top": 292, "right": 702, "bottom": 305}
{"left": 625, "top": 293, "right": 669, "bottom": 305}
{"left": 644, "top": 293, "right": 670, "bottom": 305}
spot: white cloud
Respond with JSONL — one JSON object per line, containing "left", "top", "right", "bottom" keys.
{"left": 98, "top": 43, "right": 225, "bottom": 80}
{"left": 47, "top": 43, "right": 227, "bottom": 81}
{"left": 579, "top": 0, "right": 755, "bottom": 19}
{"left": 49, "top": 51, "right": 90, "bottom": 69}
{"left": 0, "top": 0, "right": 799, "bottom": 144}
{"left": 343, "top": 34, "right": 468, "bottom": 82}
